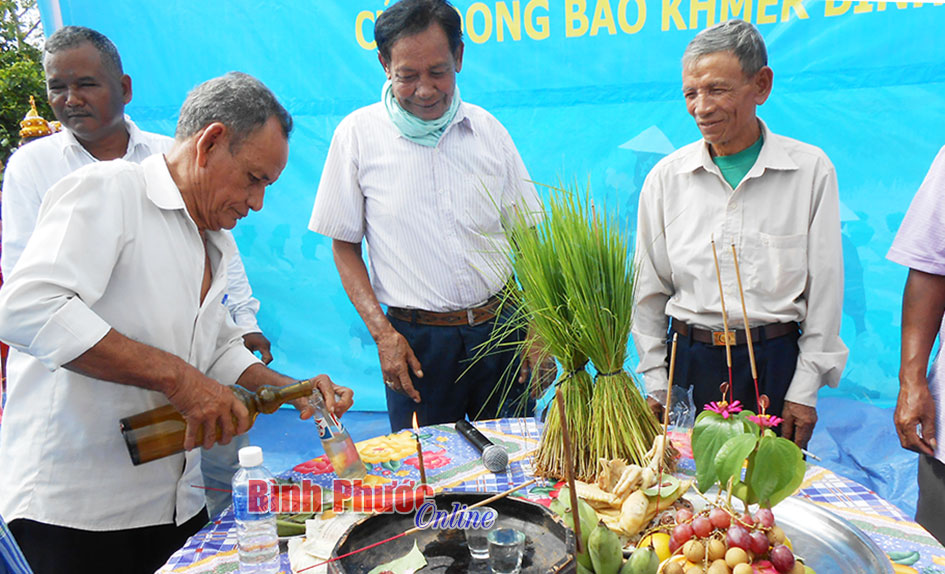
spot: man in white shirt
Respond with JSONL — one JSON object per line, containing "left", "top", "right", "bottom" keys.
{"left": 309, "top": 0, "right": 549, "bottom": 432}
{"left": 632, "top": 19, "right": 847, "bottom": 449}
{"left": 0, "top": 26, "right": 272, "bottom": 517}
{"left": 0, "top": 72, "right": 354, "bottom": 574}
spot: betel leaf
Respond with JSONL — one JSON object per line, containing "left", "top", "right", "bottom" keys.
{"left": 764, "top": 452, "right": 807, "bottom": 508}
{"left": 692, "top": 410, "right": 747, "bottom": 492}
{"left": 713, "top": 433, "right": 759, "bottom": 494}
{"left": 749, "top": 434, "right": 805, "bottom": 507}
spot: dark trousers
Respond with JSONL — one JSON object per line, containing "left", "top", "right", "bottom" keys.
{"left": 670, "top": 323, "right": 800, "bottom": 418}
{"left": 386, "top": 310, "right": 533, "bottom": 432}
{"left": 917, "top": 454, "right": 945, "bottom": 545}
{"left": 8, "top": 508, "right": 208, "bottom": 574}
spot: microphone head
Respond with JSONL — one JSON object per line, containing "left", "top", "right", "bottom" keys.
{"left": 482, "top": 444, "right": 509, "bottom": 473}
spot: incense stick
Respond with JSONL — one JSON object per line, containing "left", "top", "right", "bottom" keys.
{"left": 555, "top": 386, "right": 583, "bottom": 555}
{"left": 711, "top": 239, "right": 734, "bottom": 403}
{"left": 730, "top": 244, "right": 760, "bottom": 404}
{"left": 655, "top": 333, "right": 678, "bottom": 514}
{"left": 299, "top": 479, "right": 540, "bottom": 572}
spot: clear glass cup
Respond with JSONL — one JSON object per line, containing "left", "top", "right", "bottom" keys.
{"left": 462, "top": 506, "right": 498, "bottom": 560}
{"left": 487, "top": 528, "right": 525, "bottom": 574}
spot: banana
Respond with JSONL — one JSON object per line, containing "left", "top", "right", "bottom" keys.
{"left": 589, "top": 520, "right": 624, "bottom": 574}
{"left": 620, "top": 546, "right": 659, "bottom": 574}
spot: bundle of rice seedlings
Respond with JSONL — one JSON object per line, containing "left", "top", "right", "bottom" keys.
{"left": 501, "top": 193, "right": 595, "bottom": 481}
{"left": 550, "top": 185, "right": 664, "bottom": 472}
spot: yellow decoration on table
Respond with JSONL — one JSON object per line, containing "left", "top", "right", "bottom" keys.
{"left": 356, "top": 431, "right": 418, "bottom": 464}
{"left": 360, "top": 474, "right": 392, "bottom": 486}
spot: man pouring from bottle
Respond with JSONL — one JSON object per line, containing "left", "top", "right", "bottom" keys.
{"left": 0, "top": 72, "right": 354, "bottom": 574}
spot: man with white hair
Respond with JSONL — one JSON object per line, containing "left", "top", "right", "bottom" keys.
{"left": 633, "top": 19, "right": 847, "bottom": 449}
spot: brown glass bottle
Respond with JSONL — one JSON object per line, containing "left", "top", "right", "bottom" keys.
{"left": 119, "top": 379, "right": 315, "bottom": 465}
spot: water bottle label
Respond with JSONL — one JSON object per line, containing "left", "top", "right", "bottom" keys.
{"left": 316, "top": 413, "right": 344, "bottom": 440}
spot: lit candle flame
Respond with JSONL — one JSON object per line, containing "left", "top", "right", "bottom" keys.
{"left": 412, "top": 411, "right": 427, "bottom": 484}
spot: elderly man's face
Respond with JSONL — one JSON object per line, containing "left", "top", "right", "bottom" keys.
{"left": 197, "top": 117, "right": 289, "bottom": 232}
{"left": 383, "top": 23, "right": 463, "bottom": 121}
{"left": 682, "top": 51, "right": 772, "bottom": 157}
{"left": 44, "top": 42, "right": 130, "bottom": 145}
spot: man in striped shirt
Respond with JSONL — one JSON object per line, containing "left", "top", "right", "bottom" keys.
{"left": 309, "top": 0, "right": 548, "bottom": 432}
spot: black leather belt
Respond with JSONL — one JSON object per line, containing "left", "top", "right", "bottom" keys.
{"left": 672, "top": 320, "right": 799, "bottom": 346}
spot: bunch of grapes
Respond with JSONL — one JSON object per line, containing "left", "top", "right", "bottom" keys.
{"left": 658, "top": 506, "right": 805, "bottom": 574}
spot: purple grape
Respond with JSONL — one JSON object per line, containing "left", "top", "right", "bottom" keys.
{"left": 692, "top": 516, "right": 713, "bottom": 538}
{"left": 726, "top": 523, "right": 750, "bottom": 550}
{"left": 755, "top": 508, "right": 776, "bottom": 528}
{"left": 769, "top": 544, "right": 796, "bottom": 573}
{"left": 709, "top": 507, "right": 731, "bottom": 530}
{"left": 672, "top": 522, "right": 694, "bottom": 544}
{"left": 749, "top": 529, "right": 770, "bottom": 555}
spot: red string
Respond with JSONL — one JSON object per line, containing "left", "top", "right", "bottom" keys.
{"left": 298, "top": 532, "right": 409, "bottom": 572}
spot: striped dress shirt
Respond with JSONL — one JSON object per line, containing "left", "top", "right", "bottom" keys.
{"left": 309, "top": 101, "right": 541, "bottom": 312}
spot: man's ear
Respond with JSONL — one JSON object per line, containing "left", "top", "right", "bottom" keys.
{"left": 453, "top": 42, "right": 464, "bottom": 73}
{"left": 194, "top": 122, "right": 226, "bottom": 168}
{"left": 121, "top": 74, "right": 132, "bottom": 105}
{"left": 378, "top": 53, "right": 391, "bottom": 80}
{"left": 753, "top": 66, "right": 773, "bottom": 106}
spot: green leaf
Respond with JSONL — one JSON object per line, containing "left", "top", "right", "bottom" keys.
{"left": 750, "top": 436, "right": 805, "bottom": 507}
{"left": 692, "top": 410, "right": 748, "bottom": 492}
{"left": 713, "top": 433, "right": 759, "bottom": 493}
{"left": 765, "top": 454, "right": 807, "bottom": 508}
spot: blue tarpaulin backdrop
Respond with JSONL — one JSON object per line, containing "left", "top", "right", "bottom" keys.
{"left": 35, "top": 1, "right": 945, "bottom": 412}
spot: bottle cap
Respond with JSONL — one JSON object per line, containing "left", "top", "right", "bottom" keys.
{"left": 238, "top": 445, "right": 264, "bottom": 467}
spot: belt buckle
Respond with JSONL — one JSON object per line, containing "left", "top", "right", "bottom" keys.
{"left": 467, "top": 309, "right": 476, "bottom": 326}
{"left": 712, "top": 331, "right": 735, "bottom": 346}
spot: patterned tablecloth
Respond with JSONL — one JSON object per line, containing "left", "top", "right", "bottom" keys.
{"left": 158, "top": 418, "right": 945, "bottom": 574}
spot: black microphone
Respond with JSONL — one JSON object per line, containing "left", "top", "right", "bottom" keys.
{"left": 455, "top": 419, "right": 509, "bottom": 472}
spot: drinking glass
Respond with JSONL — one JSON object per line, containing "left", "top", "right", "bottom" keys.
{"left": 487, "top": 528, "right": 525, "bottom": 574}
{"left": 463, "top": 506, "right": 498, "bottom": 560}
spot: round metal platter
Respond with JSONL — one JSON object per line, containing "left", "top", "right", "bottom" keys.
{"left": 329, "top": 492, "right": 576, "bottom": 574}
{"left": 773, "top": 496, "right": 893, "bottom": 574}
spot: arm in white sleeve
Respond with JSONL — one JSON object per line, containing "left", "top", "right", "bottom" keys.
{"left": 631, "top": 169, "right": 675, "bottom": 399}
{"left": 499, "top": 123, "right": 543, "bottom": 228}
{"left": 784, "top": 156, "right": 849, "bottom": 407}
{"left": 222, "top": 234, "right": 262, "bottom": 334}
{"left": 0, "top": 170, "right": 124, "bottom": 368}
{"left": 1, "top": 150, "right": 45, "bottom": 278}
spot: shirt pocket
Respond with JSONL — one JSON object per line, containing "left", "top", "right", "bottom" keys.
{"left": 745, "top": 232, "right": 808, "bottom": 299}
{"left": 453, "top": 173, "right": 503, "bottom": 236}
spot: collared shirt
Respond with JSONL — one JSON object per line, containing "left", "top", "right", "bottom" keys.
{"left": 0, "top": 117, "right": 262, "bottom": 333}
{"left": 632, "top": 120, "right": 848, "bottom": 408}
{"left": 887, "top": 144, "right": 945, "bottom": 463}
{"left": 0, "top": 155, "right": 260, "bottom": 530}
{"left": 308, "top": 101, "right": 542, "bottom": 312}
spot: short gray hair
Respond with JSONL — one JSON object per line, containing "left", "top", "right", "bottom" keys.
{"left": 45, "top": 26, "right": 123, "bottom": 79}
{"left": 175, "top": 72, "right": 293, "bottom": 150}
{"left": 682, "top": 19, "right": 767, "bottom": 77}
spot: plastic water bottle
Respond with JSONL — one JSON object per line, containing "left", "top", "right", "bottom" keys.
{"left": 232, "top": 446, "right": 280, "bottom": 573}
{"left": 309, "top": 391, "right": 367, "bottom": 479}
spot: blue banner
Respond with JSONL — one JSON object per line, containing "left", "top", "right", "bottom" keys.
{"left": 36, "top": 0, "right": 945, "bottom": 410}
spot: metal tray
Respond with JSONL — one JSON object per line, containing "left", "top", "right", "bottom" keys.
{"left": 329, "top": 492, "right": 576, "bottom": 574}
{"left": 773, "top": 496, "right": 892, "bottom": 574}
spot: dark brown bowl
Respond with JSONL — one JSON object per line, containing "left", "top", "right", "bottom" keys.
{"left": 329, "top": 492, "right": 576, "bottom": 574}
